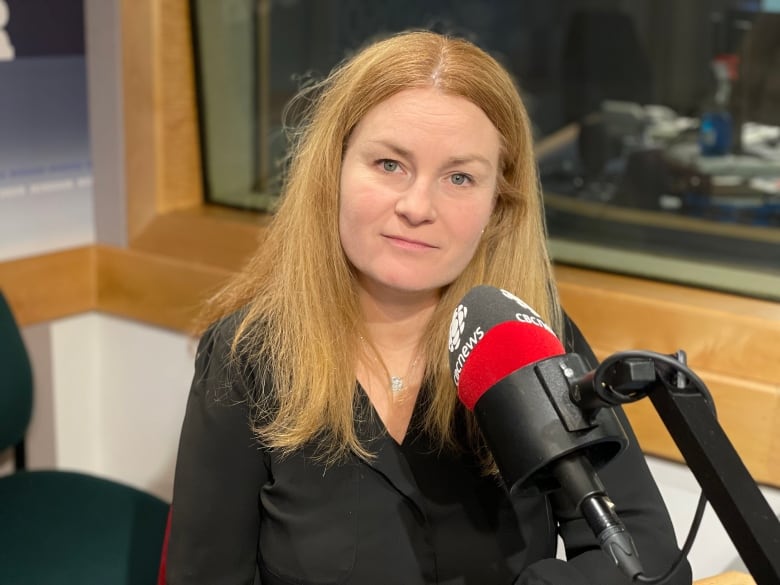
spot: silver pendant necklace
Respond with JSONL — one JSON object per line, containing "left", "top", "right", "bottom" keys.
{"left": 388, "top": 356, "right": 420, "bottom": 392}
{"left": 389, "top": 354, "right": 421, "bottom": 393}
{"left": 360, "top": 337, "right": 421, "bottom": 393}
{"left": 390, "top": 375, "right": 405, "bottom": 393}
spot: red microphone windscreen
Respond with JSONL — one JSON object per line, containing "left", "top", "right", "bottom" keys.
{"left": 457, "top": 320, "right": 565, "bottom": 410}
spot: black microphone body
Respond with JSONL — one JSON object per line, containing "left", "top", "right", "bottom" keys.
{"left": 449, "top": 286, "right": 644, "bottom": 579}
{"left": 472, "top": 354, "right": 643, "bottom": 579}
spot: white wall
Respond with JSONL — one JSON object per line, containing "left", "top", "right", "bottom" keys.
{"left": 648, "top": 457, "right": 780, "bottom": 580}
{"left": 24, "top": 313, "right": 194, "bottom": 502}
{"left": 18, "top": 312, "right": 780, "bottom": 581}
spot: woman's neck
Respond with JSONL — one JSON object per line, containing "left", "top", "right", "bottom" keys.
{"left": 355, "top": 282, "right": 439, "bottom": 443}
{"left": 357, "top": 284, "right": 440, "bottom": 349}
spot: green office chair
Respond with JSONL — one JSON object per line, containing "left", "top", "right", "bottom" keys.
{"left": 0, "top": 290, "right": 170, "bottom": 585}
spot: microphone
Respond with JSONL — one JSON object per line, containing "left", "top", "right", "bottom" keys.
{"left": 448, "top": 285, "right": 644, "bottom": 579}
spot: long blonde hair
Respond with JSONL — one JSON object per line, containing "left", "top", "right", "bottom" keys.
{"left": 199, "top": 30, "right": 562, "bottom": 464}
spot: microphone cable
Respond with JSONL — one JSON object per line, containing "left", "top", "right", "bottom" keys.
{"left": 591, "top": 350, "right": 715, "bottom": 585}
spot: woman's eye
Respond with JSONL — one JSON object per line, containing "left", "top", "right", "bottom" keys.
{"left": 450, "top": 173, "right": 471, "bottom": 186}
{"left": 381, "top": 160, "right": 399, "bottom": 172}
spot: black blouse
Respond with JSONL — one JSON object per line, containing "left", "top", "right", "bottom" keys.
{"left": 166, "top": 312, "right": 691, "bottom": 585}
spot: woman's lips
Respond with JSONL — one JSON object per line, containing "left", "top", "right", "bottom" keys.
{"left": 384, "top": 234, "right": 437, "bottom": 250}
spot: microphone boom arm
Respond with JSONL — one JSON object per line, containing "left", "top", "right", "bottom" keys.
{"left": 573, "top": 351, "right": 780, "bottom": 585}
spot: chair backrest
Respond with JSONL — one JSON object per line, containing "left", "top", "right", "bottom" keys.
{"left": 157, "top": 506, "right": 172, "bottom": 585}
{"left": 0, "top": 290, "right": 33, "bottom": 455}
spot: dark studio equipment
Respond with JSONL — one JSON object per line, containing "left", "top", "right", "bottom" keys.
{"left": 447, "top": 285, "right": 780, "bottom": 585}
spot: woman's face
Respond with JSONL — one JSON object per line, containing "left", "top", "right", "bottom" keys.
{"left": 339, "top": 88, "right": 500, "bottom": 300}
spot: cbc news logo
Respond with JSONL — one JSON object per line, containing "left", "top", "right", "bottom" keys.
{"left": 448, "top": 304, "right": 468, "bottom": 352}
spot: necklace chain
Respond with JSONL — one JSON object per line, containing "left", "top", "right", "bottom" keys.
{"left": 360, "top": 336, "right": 421, "bottom": 393}
{"left": 389, "top": 354, "right": 421, "bottom": 393}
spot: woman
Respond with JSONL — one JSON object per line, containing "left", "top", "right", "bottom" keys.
{"left": 167, "top": 31, "right": 690, "bottom": 585}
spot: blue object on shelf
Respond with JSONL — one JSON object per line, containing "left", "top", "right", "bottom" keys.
{"left": 699, "top": 110, "right": 733, "bottom": 156}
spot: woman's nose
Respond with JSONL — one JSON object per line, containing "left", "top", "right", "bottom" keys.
{"left": 394, "top": 179, "right": 437, "bottom": 225}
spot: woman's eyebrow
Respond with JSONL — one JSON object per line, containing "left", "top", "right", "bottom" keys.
{"left": 364, "top": 140, "right": 413, "bottom": 161}
{"left": 365, "top": 140, "right": 493, "bottom": 170}
{"left": 444, "top": 155, "right": 494, "bottom": 170}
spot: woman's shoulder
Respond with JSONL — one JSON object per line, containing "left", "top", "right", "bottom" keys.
{"left": 200, "top": 306, "right": 249, "bottom": 345}
{"left": 197, "top": 305, "right": 263, "bottom": 359}
{"left": 194, "top": 306, "right": 267, "bottom": 402}
{"left": 560, "top": 311, "right": 598, "bottom": 367}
